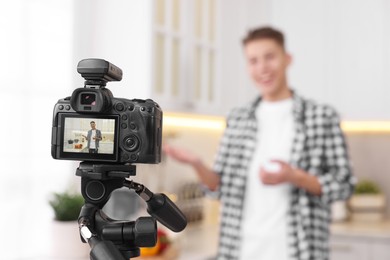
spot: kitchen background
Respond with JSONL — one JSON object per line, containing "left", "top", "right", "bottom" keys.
{"left": 1, "top": 0, "right": 390, "bottom": 259}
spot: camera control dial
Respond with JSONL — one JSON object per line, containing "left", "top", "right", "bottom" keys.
{"left": 123, "top": 135, "right": 140, "bottom": 152}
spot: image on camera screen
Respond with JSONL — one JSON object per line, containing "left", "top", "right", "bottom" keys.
{"left": 63, "top": 117, "right": 115, "bottom": 154}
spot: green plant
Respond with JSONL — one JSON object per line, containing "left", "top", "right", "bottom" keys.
{"left": 354, "top": 180, "right": 381, "bottom": 195}
{"left": 49, "top": 192, "right": 84, "bottom": 221}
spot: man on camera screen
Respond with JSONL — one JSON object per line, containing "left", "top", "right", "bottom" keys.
{"left": 83, "top": 121, "right": 102, "bottom": 154}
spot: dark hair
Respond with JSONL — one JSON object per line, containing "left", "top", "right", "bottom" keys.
{"left": 242, "top": 27, "right": 285, "bottom": 49}
{"left": 90, "top": 121, "right": 95, "bottom": 124}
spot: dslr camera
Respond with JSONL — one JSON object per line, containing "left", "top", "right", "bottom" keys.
{"left": 51, "top": 58, "right": 162, "bottom": 163}
{"left": 50, "top": 59, "right": 186, "bottom": 260}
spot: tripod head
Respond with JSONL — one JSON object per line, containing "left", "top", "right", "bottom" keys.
{"left": 76, "top": 162, "right": 187, "bottom": 260}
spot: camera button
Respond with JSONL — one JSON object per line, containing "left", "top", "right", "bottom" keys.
{"left": 141, "top": 107, "right": 146, "bottom": 111}
{"left": 124, "top": 135, "right": 139, "bottom": 152}
{"left": 130, "top": 123, "right": 137, "bottom": 130}
{"left": 130, "top": 154, "right": 138, "bottom": 161}
{"left": 126, "top": 139, "right": 134, "bottom": 147}
{"left": 121, "top": 114, "right": 128, "bottom": 120}
{"left": 122, "top": 153, "right": 130, "bottom": 161}
{"left": 128, "top": 104, "right": 135, "bottom": 111}
{"left": 58, "top": 105, "right": 64, "bottom": 110}
{"left": 65, "top": 105, "right": 71, "bottom": 110}
{"left": 121, "top": 123, "right": 127, "bottom": 129}
{"left": 115, "top": 103, "right": 125, "bottom": 111}
{"left": 147, "top": 107, "right": 152, "bottom": 112}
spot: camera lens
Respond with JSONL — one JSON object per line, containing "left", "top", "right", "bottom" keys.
{"left": 124, "top": 135, "right": 140, "bottom": 152}
{"left": 81, "top": 93, "right": 96, "bottom": 105}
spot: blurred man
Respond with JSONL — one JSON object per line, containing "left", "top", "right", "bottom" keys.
{"left": 164, "top": 27, "right": 355, "bottom": 260}
{"left": 83, "top": 121, "right": 102, "bottom": 153}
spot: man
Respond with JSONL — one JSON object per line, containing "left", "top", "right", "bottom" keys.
{"left": 164, "top": 27, "right": 355, "bottom": 260}
{"left": 83, "top": 121, "right": 102, "bottom": 153}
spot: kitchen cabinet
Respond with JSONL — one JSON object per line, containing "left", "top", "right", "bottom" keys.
{"left": 150, "top": 0, "right": 268, "bottom": 116}
{"left": 330, "top": 236, "right": 390, "bottom": 260}
{"left": 330, "top": 220, "right": 390, "bottom": 260}
{"left": 371, "top": 242, "right": 390, "bottom": 259}
{"left": 330, "top": 236, "right": 370, "bottom": 260}
{"left": 151, "top": 0, "right": 225, "bottom": 115}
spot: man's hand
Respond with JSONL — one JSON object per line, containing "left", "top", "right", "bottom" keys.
{"left": 163, "top": 145, "right": 199, "bottom": 165}
{"left": 259, "top": 160, "right": 322, "bottom": 196}
{"left": 259, "top": 160, "right": 296, "bottom": 185}
{"left": 163, "top": 144, "right": 220, "bottom": 191}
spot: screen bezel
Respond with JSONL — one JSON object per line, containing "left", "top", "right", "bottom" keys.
{"left": 59, "top": 113, "right": 119, "bottom": 161}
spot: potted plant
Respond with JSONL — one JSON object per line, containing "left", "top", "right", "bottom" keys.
{"left": 49, "top": 192, "right": 84, "bottom": 221}
{"left": 48, "top": 191, "right": 89, "bottom": 258}
{"left": 349, "top": 180, "right": 386, "bottom": 222}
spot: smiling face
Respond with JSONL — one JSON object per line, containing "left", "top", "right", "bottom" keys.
{"left": 244, "top": 38, "right": 292, "bottom": 100}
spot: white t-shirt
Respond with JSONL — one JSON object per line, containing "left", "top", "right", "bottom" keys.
{"left": 89, "top": 130, "right": 97, "bottom": 149}
{"left": 239, "top": 98, "right": 294, "bottom": 260}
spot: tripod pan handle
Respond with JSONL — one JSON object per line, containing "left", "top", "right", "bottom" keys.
{"left": 89, "top": 237, "right": 127, "bottom": 260}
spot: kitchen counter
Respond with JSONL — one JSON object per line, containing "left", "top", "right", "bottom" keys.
{"left": 63, "top": 141, "right": 114, "bottom": 153}
{"left": 169, "top": 219, "right": 390, "bottom": 259}
{"left": 176, "top": 223, "right": 219, "bottom": 260}
{"left": 331, "top": 219, "right": 390, "bottom": 240}
{"left": 137, "top": 223, "right": 219, "bottom": 260}
{"left": 27, "top": 219, "right": 390, "bottom": 260}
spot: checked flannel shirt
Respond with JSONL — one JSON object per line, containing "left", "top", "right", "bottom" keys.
{"left": 212, "top": 92, "right": 356, "bottom": 260}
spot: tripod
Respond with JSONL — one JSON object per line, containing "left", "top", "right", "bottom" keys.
{"left": 76, "top": 162, "right": 187, "bottom": 260}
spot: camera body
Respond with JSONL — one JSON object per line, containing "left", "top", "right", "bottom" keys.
{"left": 51, "top": 59, "right": 162, "bottom": 164}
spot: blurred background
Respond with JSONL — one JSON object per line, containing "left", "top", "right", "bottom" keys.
{"left": 1, "top": 0, "right": 390, "bottom": 259}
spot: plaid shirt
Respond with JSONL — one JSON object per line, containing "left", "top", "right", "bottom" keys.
{"left": 213, "top": 93, "right": 356, "bottom": 260}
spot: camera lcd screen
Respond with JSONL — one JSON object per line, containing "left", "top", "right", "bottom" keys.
{"left": 59, "top": 114, "right": 119, "bottom": 161}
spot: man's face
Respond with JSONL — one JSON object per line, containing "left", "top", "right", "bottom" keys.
{"left": 244, "top": 39, "right": 291, "bottom": 98}
{"left": 90, "top": 122, "right": 96, "bottom": 129}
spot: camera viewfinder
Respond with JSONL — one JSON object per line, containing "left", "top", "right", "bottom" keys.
{"left": 81, "top": 93, "right": 96, "bottom": 106}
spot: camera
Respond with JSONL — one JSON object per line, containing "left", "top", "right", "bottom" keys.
{"left": 51, "top": 58, "right": 162, "bottom": 164}
{"left": 51, "top": 59, "right": 186, "bottom": 260}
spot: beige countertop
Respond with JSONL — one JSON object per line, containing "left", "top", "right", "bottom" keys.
{"left": 331, "top": 219, "right": 390, "bottom": 239}
{"left": 172, "top": 219, "right": 390, "bottom": 259}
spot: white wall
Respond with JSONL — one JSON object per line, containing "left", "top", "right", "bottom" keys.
{"left": 220, "top": 0, "right": 390, "bottom": 120}
{"left": 0, "top": 0, "right": 76, "bottom": 258}
{"left": 73, "top": 0, "right": 152, "bottom": 100}
{"left": 266, "top": 0, "right": 390, "bottom": 120}
{"left": 0, "top": 1, "right": 153, "bottom": 258}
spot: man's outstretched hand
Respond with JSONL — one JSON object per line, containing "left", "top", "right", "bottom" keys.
{"left": 163, "top": 145, "right": 200, "bottom": 166}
